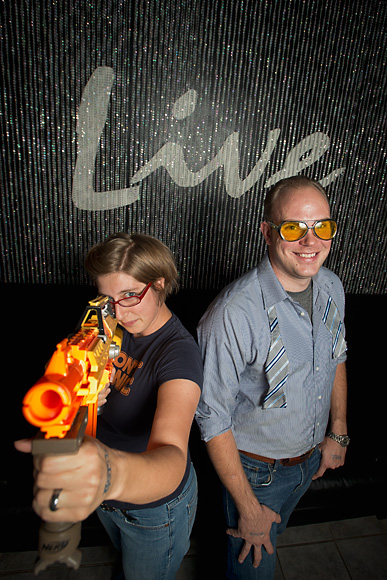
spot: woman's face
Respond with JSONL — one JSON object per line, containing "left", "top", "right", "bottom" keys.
{"left": 97, "top": 271, "right": 169, "bottom": 337}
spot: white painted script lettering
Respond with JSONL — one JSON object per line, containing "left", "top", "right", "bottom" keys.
{"left": 72, "top": 67, "right": 345, "bottom": 211}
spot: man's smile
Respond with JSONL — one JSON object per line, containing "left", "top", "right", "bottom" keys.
{"left": 294, "top": 252, "right": 318, "bottom": 258}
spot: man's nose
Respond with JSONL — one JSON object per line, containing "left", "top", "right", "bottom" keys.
{"left": 300, "top": 228, "right": 317, "bottom": 244}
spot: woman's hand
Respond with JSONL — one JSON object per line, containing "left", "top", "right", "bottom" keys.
{"left": 14, "top": 436, "right": 112, "bottom": 522}
{"left": 98, "top": 384, "right": 111, "bottom": 407}
{"left": 98, "top": 369, "right": 115, "bottom": 407}
{"left": 14, "top": 377, "right": 201, "bottom": 512}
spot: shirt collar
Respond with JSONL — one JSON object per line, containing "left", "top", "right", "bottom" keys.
{"left": 258, "top": 253, "right": 334, "bottom": 311}
{"left": 258, "top": 253, "right": 288, "bottom": 310}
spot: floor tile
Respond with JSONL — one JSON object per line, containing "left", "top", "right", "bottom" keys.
{"left": 0, "top": 569, "right": 70, "bottom": 580}
{"left": 274, "top": 560, "right": 285, "bottom": 580}
{"left": 68, "top": 564, "right": 116, "bottom": 579}
{"left": 328, "top": 516, "right": 386, "bottom": 539}
{"left": 78, "top": 545, "right": 118, "bottom": 565}
{"left": 336, "top": 535, "right": 387, "bottom": 580}
{"left": 277, "top": 541, "right": 351, "bottom": 580}
{"left": 277, "top": 521, "right": 333, "bottom": 546}
{"left": 1, "top": 517, "right": 386, "bottom": 580}
{"left": 0, "top": 551, "right": 37, "bottom": 573}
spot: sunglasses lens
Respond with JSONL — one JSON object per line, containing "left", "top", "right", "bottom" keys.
{"left": 314, "top": 220, "right": 337, "bottom": 240}
{"left": 280, "top": 221, "right": 307, "bottom": 241}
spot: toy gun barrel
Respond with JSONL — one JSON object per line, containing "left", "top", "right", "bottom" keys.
{"left": 22, "top": 354, "right": 84, "bottom": 435}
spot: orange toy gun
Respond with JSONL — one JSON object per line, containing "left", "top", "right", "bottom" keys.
{"left": 22, "top": 296, "right": 122, "bottom": 574}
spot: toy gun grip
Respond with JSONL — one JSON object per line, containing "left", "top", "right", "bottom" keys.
{"left": 31, "top": 407, "right": 88, "bottom": 573}
{"left": 35, "top": 522, "right": 82, "bottom": 573}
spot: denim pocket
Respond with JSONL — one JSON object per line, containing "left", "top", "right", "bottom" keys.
{"left": 240, "top": 456, "right": 273, "bottom": 489}
{"left": 121, "top": 504, "right": 170, "bottom": 530}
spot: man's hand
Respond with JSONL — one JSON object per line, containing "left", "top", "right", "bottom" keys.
{"left": 226, "top": 504, "right": 281, "bottom": 568}
{"left": 312, "top": 436, "right": 347, "bottom": 480}
{"left": 14, "top": 436, "right": 111, "bottom": 522}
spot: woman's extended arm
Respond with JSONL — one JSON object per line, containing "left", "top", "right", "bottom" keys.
{"left": 15, "top": 378, "right": 201, "bottom": 523}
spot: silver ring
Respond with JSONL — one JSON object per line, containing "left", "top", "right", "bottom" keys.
{"left": 49, "top": 489, "right": 62, "bottom": 512}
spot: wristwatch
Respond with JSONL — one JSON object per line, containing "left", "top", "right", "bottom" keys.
{"left": 327, "top": 431, "right": 350, "bottom": 448}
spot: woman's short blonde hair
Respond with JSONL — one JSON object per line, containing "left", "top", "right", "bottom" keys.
{"left": 84, "top": 233, "right": 179, "bottom": 304}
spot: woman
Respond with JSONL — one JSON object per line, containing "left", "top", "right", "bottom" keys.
{"left": 17, "top": 233, "right": 203, "bottom": 579}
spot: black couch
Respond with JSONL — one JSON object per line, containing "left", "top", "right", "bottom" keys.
{"left": 2, "top": 284, "right": 386, "bottom": 556}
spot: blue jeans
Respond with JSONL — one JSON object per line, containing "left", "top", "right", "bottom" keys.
{"left": 223, "top": 447, "right": 321, "bottom": 580}
{"left": 97, "top": 464, "right": 198, "bottom": 580}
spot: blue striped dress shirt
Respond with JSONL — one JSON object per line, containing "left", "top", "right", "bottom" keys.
{"left": 195, "top": 253, "right": 347, "bottom": 459}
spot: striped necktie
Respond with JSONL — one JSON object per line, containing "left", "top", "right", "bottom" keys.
{"left": 262, "top": 306, "right": 288, "bottom": 409}
{"left": 322, "top": 296, "right": 347, "bottom": 358}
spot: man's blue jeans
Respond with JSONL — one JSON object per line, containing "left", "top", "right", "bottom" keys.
{"left": 223, "top": 447, "right": 321, "bottom": 580}
{"left": 97, "top": 464, "right": 198, "bottom": 580}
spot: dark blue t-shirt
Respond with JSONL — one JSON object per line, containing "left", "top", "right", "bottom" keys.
{"left": 97, "top": 312, "right": 203, "bottom": 509}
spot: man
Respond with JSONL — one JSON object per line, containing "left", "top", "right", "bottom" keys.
{"left": 195, "top": 176, "right": 349, "bottom": 579}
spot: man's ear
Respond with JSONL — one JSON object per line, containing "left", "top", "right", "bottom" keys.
{"left": 260, "top": 221, "right": 272, "bottom": 246}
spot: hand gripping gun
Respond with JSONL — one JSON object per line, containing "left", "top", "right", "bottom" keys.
{"left": 22, "top": 296, "right": 122, "bottom": 574}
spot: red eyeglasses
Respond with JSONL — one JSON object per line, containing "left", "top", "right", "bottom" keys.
{"left": 108, "top": 282, "right": 152, "bottom": 309}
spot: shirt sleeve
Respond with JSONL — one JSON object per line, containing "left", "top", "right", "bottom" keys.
{"left": 156, "top": 334, "right": 204, "bottom": 390}
{"left": 195, "top": 303, "right": 248, "bottom": 442}
{"left": 329, "top": 270, "right": 348, "bottom": 365}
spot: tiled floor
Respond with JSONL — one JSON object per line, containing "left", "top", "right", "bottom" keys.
{"left": 1, "top": 516, "right": 386, "bottom": 579}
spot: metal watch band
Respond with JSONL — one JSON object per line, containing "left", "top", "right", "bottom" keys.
{"left": 327, "top": 431, "right": 350, "bottom": 447}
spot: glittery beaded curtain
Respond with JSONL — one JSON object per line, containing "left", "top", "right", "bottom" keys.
{"left": 0, "top": 0, "right": 386, "bottom": 292}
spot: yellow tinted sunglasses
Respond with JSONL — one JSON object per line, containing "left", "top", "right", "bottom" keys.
{"left": 267, "top": 219, "right": 337, "bottom": 242}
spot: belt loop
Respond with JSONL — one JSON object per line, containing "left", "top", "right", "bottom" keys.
{"left": 272, "top": 459, "right": 280, "bottom": 472}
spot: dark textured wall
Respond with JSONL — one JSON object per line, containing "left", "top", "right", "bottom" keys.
{"left": 1, "top": 0, "right": 386, "bottom": 292}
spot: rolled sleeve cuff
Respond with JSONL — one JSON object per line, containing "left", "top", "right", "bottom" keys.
{"left": 195, "top": 409, "right": 232, "bottom": 442}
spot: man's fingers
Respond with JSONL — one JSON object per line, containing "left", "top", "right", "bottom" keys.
{"left": 263, "top": 538, "right": 275, "bottom": 556}
{"left": 226, "top": 527, "right": 240, "bottom": 538}
{"left": 312, "top": 465, "right": 326, "bottom": 480}
{"left": 239, "top": 541, "right": 254, "bottom": 564}
{"left": 226, "top": 528, "right": 270, "bottom": 567}
{"left": 252, "top": 543, "right": 263, "bottom": 568}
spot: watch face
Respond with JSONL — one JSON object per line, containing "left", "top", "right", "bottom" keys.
{"left": 337, "top": 435, "right": 350, "bottom": 447}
